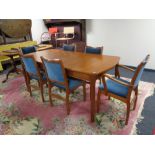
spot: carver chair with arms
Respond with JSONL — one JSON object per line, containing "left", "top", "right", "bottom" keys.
{"left": 97, "top": 54, "right": 150, "bottom": 125}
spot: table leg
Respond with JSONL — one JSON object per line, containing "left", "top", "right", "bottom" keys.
{"left": 2, "top": 66, "right": 14, "bottom": 83}
{"left": 90, "top": 76, "right": 96, "bottom": 122}
{"left": 2, "top": 56, "right": 18, "bottom": 83}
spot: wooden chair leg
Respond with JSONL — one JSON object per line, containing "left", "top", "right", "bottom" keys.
{"left": 83, "top": 83, "right": 86, "bottom": 101}
{"left": 46, "top": 82, "right": 48, "bottom": 87}
{"left": 125, "top": 102, "right": 130, "bottom": 125}
{"left": 66, "top": 91, "right": 70, "bottom": 115}
{"left": 38, "top": 81, "right": 40, "bottom": 87}
{"left": 27, "top": 77, "right": 32, "bottom": 97}
{"left": 40, "top": 81, "right": 45, "bottom": 102}
{"left": 97, "top": 89, "right": 101, "bottom": 113}
{"left": 133, "top": 87, "right": 138, "bottom": 110}
{"left": 48, "top": 84, "right": 53, "bottom": 106}
{"left": 23, "top": 70, "right": 29, "bottom": 91}
{"left": 115, "top": 64, "right": 120, "bottom": 78}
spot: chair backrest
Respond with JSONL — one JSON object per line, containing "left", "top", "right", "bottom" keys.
{"left": 41, "top": 57, "right": 68, "bottom": 85}
{"left": 73, "top": 41, "right": 86, "bottom": 53}
{"left": 63, "top": 44, "right": 75, "bottom": 52}
{"left": 85, "top": 46, "right": 103, "bottom": 54}
{"left": 131, "top": 54, "right": 150, "bottom": 87}
{"left": 63, "top": 27, "right": 74, "bottom": 34}
{"left": 21, "top": 55, "right": 39, "bottom": 76}
{"left": 49, "top": 27, "right": 58, "bottom": 34}
{"left": 21, "top": 46, "right": 36, "bottom": 54}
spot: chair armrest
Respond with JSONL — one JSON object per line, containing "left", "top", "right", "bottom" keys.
{"left": 103, "top": 74, "right": 133, "bottom": 87}
{"left": 118, "top": 64, "right": 135, "bottom": 72}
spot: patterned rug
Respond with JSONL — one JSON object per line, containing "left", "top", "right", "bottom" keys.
{"left": 0, "top": 73, "right": 154, "bottom": 135}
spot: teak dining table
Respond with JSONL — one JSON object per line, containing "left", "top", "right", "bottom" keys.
{"left": 28, "top": 49, "right": 120, "bottom": 122}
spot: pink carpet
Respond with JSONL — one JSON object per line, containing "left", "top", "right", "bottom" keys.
{"left": 0, "top": 74, "right": 154, "bottom": 134}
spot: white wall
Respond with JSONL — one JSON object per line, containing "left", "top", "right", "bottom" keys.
{"left": 31, "top": 19, "right": 48, "bottom": 44}
{"left": 86, "top": 19, "right": 155, "bottom": 70}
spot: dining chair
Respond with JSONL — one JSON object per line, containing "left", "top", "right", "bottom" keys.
{"left": 85, "top": 46, "right": 103, "bottom": 54}
{"left": 16, "top": 46, "right": 37, "bottom": 72}
{"left": 97, "top": 54, "right": 150, "bottom": 125}
{"left": 41, "top": 56, "right": 86, "bottom": 115}
{"left": 56, "top": 27, "right": 75, "bottom": 47}
{"left": 85, "top": 46, "right": 104, "bottom": 84}
{"left": 21, "top": 46, "right": 37, "bottom": 54}
{"left": 21, "top": 55, "right": 47, "bottom": 102}
{"left": 10, "top": 49, "right": 29, "bottom": 91}
{"left": 48, "top": 27, "right": 58, "bottom": 47}
{"left": 73, "top": 41, "right": 86, "bottom": 53}
{"left": 62, "top": 44, "right": 76, "bottom": 52}
{"left": 49, "top": 27, "right": 58, "bottom": 36}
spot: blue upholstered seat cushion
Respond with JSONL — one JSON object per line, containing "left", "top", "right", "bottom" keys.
{"left": 63, "top": 44, "right": 75, "bottom": 52}
{"left": 51, "top": 77, "right": 82, "bottom": 90}
{"left": 99, "top": 78, "right": 130, "bottom": 97}
{"left": 30, "top": 71, "right": 46, "bottom": 81}
{"left": 85, "top": 47, "right": 102, "bottom": 54}
{"left": 21, "top": 46, "right": 36, "bottom": 54}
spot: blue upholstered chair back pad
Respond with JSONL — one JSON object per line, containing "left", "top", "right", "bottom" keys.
{"left": 86, "top": 47, "right": 102, "bottom": 54}
{"left": 63, "top": 44, "right": 75, "bottom": 51}
{"left": 22, "top": 46, "right": 36, "bottom": 54}
{"left": 22, "top": 57, "right": 38, "bottom": 74}
{"left": 133, "top": 64, "right": 145, "bottom": 87}
{"left": 133, "top": 54, "right": 149, "bottom": 87}
{"left": 43, "top": 60, "right": 65, "bottom": 82}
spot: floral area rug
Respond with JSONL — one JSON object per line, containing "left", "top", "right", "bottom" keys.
{"left": 0, "top": 73, "right": 154, "bottom": 135}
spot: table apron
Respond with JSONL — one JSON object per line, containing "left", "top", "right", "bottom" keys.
{"left": 67, "top": 70, "right": 100, "bottom": 81}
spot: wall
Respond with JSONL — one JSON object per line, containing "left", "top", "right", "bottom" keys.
{"left": 86, "top": 19, "right": 155, "bottom": 70}
{"left": 31, "top": 19, "right": 48, "bottom": 44}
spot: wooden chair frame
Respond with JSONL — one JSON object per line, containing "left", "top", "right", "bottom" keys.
{"left": 97, "top": 55, "right": 150, "bottom": 125}
{"left": 21, "top": 55, "right": 47, "bottom": 102}
{"left": 41, "top": 56, "right": 86, "bottom": 115}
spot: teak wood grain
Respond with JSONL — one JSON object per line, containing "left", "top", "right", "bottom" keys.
{"left": 27, "top": 49, "right": 120, "bottom": 122}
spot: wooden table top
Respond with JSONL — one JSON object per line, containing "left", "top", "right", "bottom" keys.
{"left": 36, "top": 44, "right": 53, "bottom": 51}
{"left": 29, "top": 49, "right": 120, "bottom": 75}
{"left": 0, "top": 49, "right": 19, "bottom": 57}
